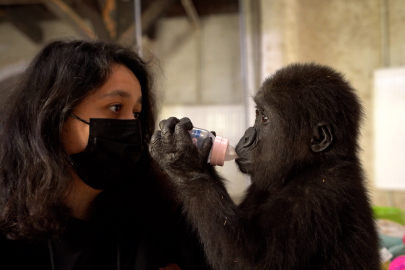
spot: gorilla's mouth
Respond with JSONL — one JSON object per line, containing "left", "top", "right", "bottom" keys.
{"left": 235, "top": 157, "right": 250, "bottom": 174}
{"left": 235, "top": 127, "right": 258, "bottom": 158}
{"left": 235, "top": 157, "right": 247, "bottom": 166}
{"left": 235, "top": 127, "right": 259, "bottom": 174}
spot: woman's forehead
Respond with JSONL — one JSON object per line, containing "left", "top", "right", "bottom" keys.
{"left": 91, "top": 64, "right": 142, "bottom": 100}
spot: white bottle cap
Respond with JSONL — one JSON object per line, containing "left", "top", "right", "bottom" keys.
{"left": 210, "top": 136, "right": 229, "bottom": 166}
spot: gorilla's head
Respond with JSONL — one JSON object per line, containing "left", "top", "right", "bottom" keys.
{"left": 235, "top": 63, "right": 363, "bottom": 189}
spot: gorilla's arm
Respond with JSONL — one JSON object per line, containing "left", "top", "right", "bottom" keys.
{"left": 174, "top": 168, "right": 260, "bottom": 269}
{"left": 149, "top": 117, "right": 337, "bottom": 270}
{"left": 149, "top": 117, "right": 259, "bottom": 269}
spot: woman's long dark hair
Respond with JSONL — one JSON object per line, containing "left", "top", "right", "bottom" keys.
{"left": 0, "top": 40, "right": 157, "bottom": 240}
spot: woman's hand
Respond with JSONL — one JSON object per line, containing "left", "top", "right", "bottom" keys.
{"left": 149, "top": 117, "right": 213, "bottom": 183}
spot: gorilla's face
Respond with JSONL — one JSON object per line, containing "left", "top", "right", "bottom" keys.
{"left": 234, "top": 126, "right": 258, "bottom": 174}
{"left": 235, "top": 91, "right": 283, "bottom": 178}
{"left": 235, "top": 86, "right": 334, "bottom": 184}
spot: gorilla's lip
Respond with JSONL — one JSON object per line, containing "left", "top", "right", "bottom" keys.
{"left": 235, "top": 157, "right": 249, "bottom": 167}
{"left": 235, "top": 147, "right": 249, "bottom": 159}
{"left": 235, "top": 158, "right": 250, "bottom": 174}
{"left": 235, "top": 147, "right": 254, "bottom": 160}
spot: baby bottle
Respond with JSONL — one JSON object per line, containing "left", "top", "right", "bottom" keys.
{"left": 189, "top": 127, "right": 238, "bottom": 166}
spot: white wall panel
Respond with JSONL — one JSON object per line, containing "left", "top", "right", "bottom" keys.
{"left": 374, "top": 68, "right": 405, "bottom": 190}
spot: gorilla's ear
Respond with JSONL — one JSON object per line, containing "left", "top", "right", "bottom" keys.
{"left": 310, "top": 121, "right": 333, "bottom": 152}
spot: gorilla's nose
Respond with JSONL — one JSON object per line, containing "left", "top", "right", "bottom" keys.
{"left": 237, "top": 127, "right": 257, "bottom": 148}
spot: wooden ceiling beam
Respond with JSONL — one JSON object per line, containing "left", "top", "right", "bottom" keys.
{"left": 43, "top": 0, "right": 97, "bottom": 40}
{"left": 72, "top": 0, "right": 111, "bottom": 41}
{"left": 164, "top": 0, "right": 238, "bottom": 17}
{"left": 180, "top": 0, "right": 200, "bottom": 29}
{"left": 118, "top": 0, "right": 177, "bottom": 47}
{"left": 0, "top": 0, "right": 41, "bottom": 5}
{"left": 100, "top": 0, "right": 116, "bottom": 40}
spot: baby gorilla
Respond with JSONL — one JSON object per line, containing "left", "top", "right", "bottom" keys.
{"left": 150, "top": 63, "right": 380, "bottom": 270}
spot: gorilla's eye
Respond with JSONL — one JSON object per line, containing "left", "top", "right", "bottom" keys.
{"left": 261, "top": 114, "right": 269, "bottom": 122}
{"left": 255, "top": 109, "right": 259, "bottom": 117}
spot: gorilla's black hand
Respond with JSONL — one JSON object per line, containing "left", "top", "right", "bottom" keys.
{"left": 150, "top": 117, "right": 213, "bottom": 182}
{"left": 151, "top": 118, "right": 251, "bottom": 270}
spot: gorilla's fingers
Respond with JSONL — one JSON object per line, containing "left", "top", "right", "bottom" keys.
{"left": 150, "top": 130, "right": 162, "bottom": 156}
{"left": 175, "top": 117, "right": 194, "bottom": 143}
{"left": 200, "top": 137, "right": 213, "bottom": 161}
{"left": 161, "top": 117, "right": 179, "bottom": 143}
{"left": 151, "top": 130, "right": 162, "bottom": 141}
{"left": 158, "top": 119, "right": 167, "bottom": 130}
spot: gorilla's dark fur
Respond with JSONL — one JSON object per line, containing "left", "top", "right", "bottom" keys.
{"left": 150, "top": 63, "right": 380, "bottom": 270}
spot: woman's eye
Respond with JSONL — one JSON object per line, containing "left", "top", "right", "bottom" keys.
{"left": 262, "top": 114, "right": 269, "bottom": 122}
{"left": 133, "top": 112, "right": 140, "bottom": 119}
{"left": 109, "top": 104, "right": 122, "bottom": 113}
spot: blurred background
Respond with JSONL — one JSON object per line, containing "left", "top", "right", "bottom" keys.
{"left": 0, "top": 0, "right": 404, "bottom": 207}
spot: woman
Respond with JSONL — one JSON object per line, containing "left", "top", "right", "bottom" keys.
{"left": 0, "top": 40, "right": 209, "bottom": 270}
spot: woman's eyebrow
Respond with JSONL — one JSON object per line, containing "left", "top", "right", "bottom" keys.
{"left": 101, "top": 90, "right": 131, "bottom": 99}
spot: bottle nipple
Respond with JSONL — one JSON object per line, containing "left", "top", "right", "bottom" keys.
{"left": 225, "top": 145, "right": 239, "bottom": 161}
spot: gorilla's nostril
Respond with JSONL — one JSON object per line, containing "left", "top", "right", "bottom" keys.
{"left": 236, "top": 127, "right": 257, "bottom": 150}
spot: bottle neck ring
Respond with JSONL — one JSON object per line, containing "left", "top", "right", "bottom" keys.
{"left": 210, "top": 136, "right": 229, "bottom": 166}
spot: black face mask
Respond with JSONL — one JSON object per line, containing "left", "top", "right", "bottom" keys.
{"left": 69, "top": 114, "right": 144, "bottom": 190}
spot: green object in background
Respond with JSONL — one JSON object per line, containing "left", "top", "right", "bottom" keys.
{"left": 374, "top": 206, "right": 405, "bottom": 225}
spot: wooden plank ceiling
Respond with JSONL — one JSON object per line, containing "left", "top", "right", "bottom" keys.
{"left": 0, "top": 0, "right": 239, "bottom": 44}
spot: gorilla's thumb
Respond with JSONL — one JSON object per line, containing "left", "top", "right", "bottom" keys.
{"left": 200, "top": 137, "right": 213, "bottom": 161}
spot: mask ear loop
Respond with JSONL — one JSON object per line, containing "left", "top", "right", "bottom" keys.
{"left": 69, "top": 113, "right": 90, "bottom": 125}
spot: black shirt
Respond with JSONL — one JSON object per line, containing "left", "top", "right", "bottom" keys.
{"left": 0, "top": 208, "right": 210, "bottom": 270}
{"left": 0, "top": 169, "right": 211, "bottom": 270}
